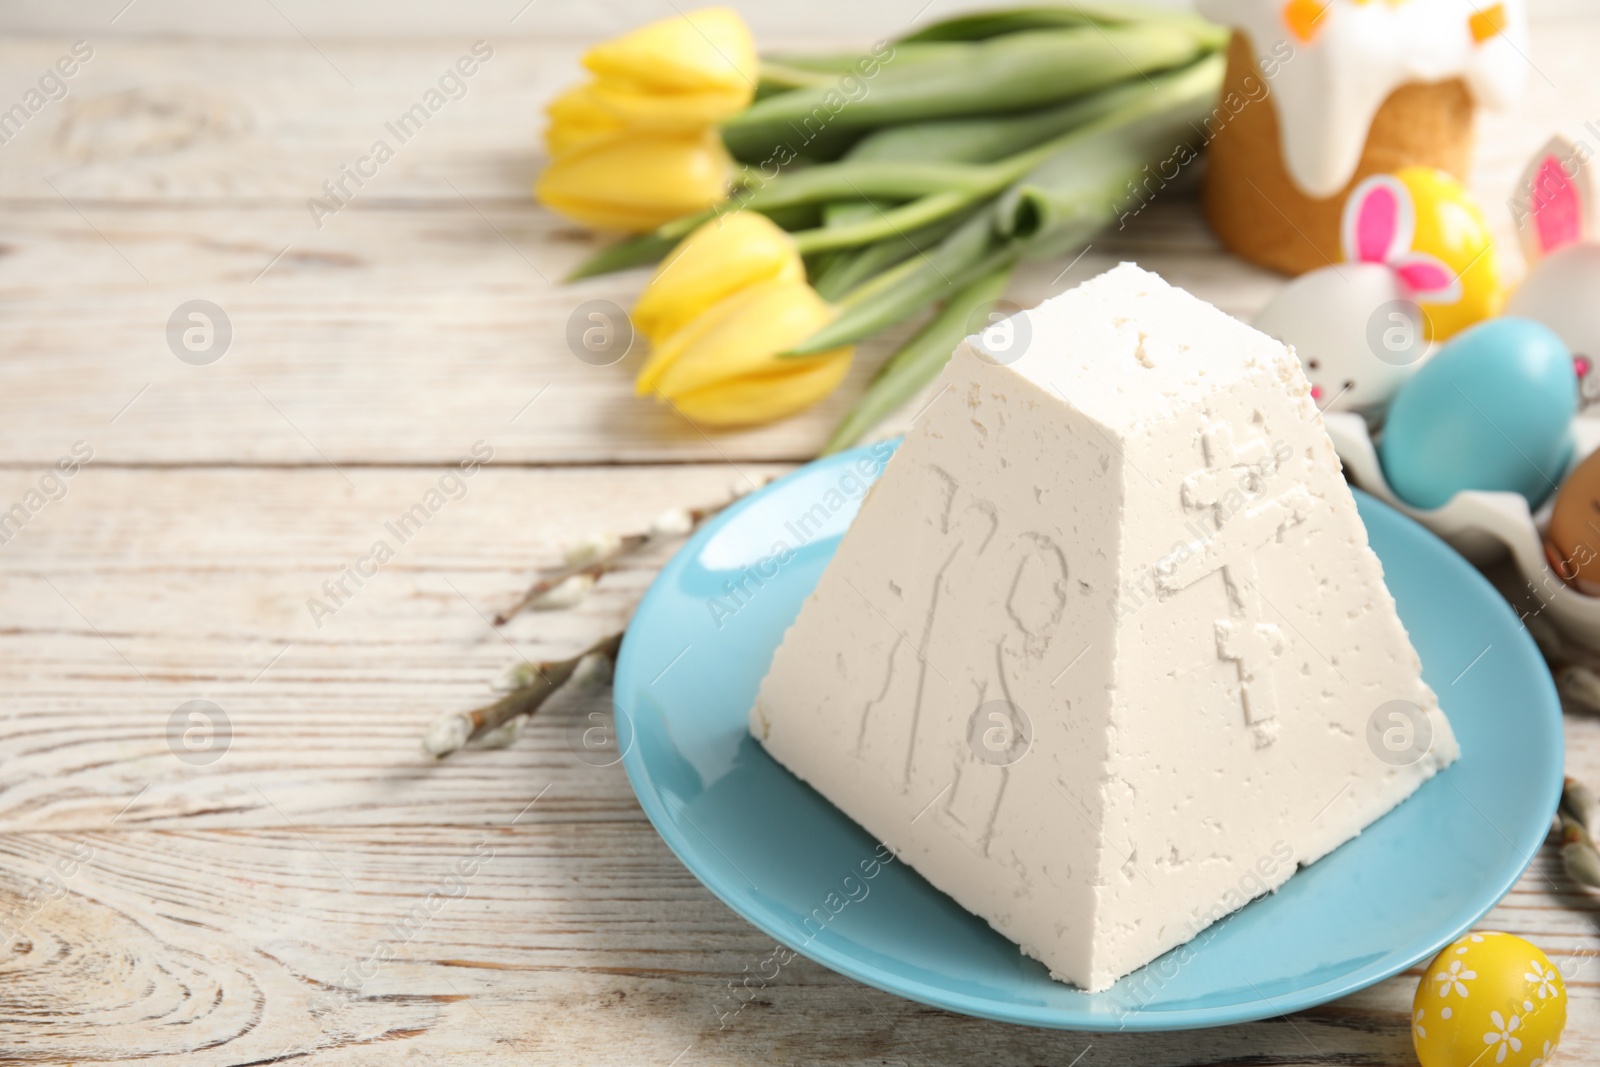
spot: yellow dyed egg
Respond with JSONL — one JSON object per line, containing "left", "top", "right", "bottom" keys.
{"left": 1413, "top": 932, "right": 1566, "bottom": 1067}
{"left": 1396, "top": 166, "right": 1504, "bottom": 341}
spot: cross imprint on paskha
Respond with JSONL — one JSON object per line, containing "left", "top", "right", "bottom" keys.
{"left": 1158, "top": 421, "right": 1311, "bottom": 748}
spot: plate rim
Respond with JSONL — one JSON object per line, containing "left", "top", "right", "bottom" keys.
{"left": 615, "top": 444, "right": 1564, "bottom": 1031}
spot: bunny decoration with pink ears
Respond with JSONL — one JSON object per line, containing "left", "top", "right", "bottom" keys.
{"left": 1507, "top": 135, "right": 1600, "bottom": 403}
{"left": 1253, "top": 174, "right": 1463, "bottom": 418}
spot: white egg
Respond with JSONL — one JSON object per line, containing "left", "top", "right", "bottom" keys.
{"left": 1252, "top": 263, "right": 1424, "bottom": 414}
{"left": 1507, "top": 243, "right": 1600, "bottom": 370}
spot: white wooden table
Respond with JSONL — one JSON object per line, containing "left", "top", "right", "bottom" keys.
{"left": 4, "top": 10, "right": 1600, "bottom": 1064}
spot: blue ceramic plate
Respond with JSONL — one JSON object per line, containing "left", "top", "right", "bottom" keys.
{"left": 614, "top": 442, "right": 1563, "bottom": 1031}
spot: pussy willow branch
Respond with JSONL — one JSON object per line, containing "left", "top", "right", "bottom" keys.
{"left": 494, "top": 482, "right": 769, "bottom": 625}
{"left": 424, "top": 630, "right": 624, "bottom": 759}
{"left": 428, "top": 482, "right": 774, "bottom": 756}
{"left": 1560, "top": 775, "right": 1600, "bottom": 889}
{"left": 494, "top": 557, "right": 630, "bottom": 624}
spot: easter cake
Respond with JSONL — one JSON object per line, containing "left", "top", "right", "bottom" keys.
{"left": 749, "top": 263, "right": 1458, "bottom": 991}
{"left": 1197, "top": 0, "right": 1527, "bottom": 276}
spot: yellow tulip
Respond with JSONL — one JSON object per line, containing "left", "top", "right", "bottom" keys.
{"left": 673, "top": 351, "right": 854, "bottom": 426}
{"left": 636, "top": 281, "right": 766, "bottom": 394}
{"left": 544, "top": 84, "right": 629, "bottom": 159}
{"left": 536, "top": 8, "right": 755, "bottom": 232}
{"left": 535, "top": 130, "right": 734, "bottom": 232}
{"left": 582, "top": 7, "right": 757, "bottom": 98}
{"left": 632, "top": 213, "right": 805, "bottom": 342}
{"left": 547, "top": 81, "right": 747, "bottom": 158}
{"left": 641, "top": 278, "right": 837, "bottom": 396}
{"left": 1396, "top": 166, "right": 1504, "bottom": 341}
{"left": 587, "top": 79, "right": 751, "bottom": 132}
{"left": 637, "top": 278, "right": 854, "bottom": 426}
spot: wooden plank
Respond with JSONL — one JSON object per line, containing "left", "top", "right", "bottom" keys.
{"left": 0, "top": 465, "right": 791, "bottom": 831}
{"left": 2, "top": 825, "right": 1597, "bottom": 1066}
{"left": 0, "top": 196, "right": 1266, "bottom": 467}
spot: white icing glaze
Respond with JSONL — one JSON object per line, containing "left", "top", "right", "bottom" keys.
{"left": 1197, "top": 0, "right": 1528, "bottom": 197}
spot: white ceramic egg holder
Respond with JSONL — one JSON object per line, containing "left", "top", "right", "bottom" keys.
{"left": 1327, "top": 411, "right": 1600, "bottom": 645}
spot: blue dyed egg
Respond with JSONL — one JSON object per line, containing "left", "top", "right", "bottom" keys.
{"left": 1379, "top": 317, "right": 1576, "bottom": 510}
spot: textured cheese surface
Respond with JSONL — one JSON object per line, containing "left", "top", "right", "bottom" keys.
{"left": 750, "top": 263, "right": 1457, "bottom": 992}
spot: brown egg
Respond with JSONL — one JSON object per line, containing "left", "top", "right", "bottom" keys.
{"left": 1546, "top": 448, "right": 1600, "bottom": 595}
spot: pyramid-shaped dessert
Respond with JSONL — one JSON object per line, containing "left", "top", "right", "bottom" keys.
{"left": 750, "top": 263, "right": 1457, "bottom": 991}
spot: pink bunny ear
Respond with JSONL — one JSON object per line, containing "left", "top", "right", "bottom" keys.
{"left": 1340, "top": 175, "right": 1416, "bottom": 265}
{"left": 1515, "top": 136, "right": 1590, "bottom": 264}
{"left": 1391, "top": 251, "right": 1464, "bottom": 303}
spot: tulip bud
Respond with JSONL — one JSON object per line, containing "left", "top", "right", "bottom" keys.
{"left": 535, "top": 8, "right": 754, "bottom": 232}
{"left": 547, "top": 80, "right": 747, "bottom": 158}
{"left": 535, "top": 130, "right": 734, "bottom": 232}
{"left": 588, "top": 79, "right": 752, "bottom": 132}
{"left": 636, "top": 277, "right": 854, "bottom": 426}
{"left": 544, "top": 84, "right": 629, "bottom": 160}
{"left": 672, "top": 350, "right": 854, "bottom": 427}
{"left": 650, "top": 279, "right": 839, "bottom": 396}
{"left": 582, "top": 7, "right": 757, "bottom": 98}
{"left": 632, "top": 213, "right": 805, "bottom": 342}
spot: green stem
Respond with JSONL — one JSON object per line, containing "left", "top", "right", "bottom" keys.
{"left": 901, "top": 2, "right": 1226, "bottom": 46}
{"left": 792, "top": 222, "right": 1018, "bottom": 355}
{"left": 898, "top": 6, "right": 1099, "bottom": 42}
{"left": 994, "top": 53, "right": 1223, "bottom": 253}
{"left": 842, "top": 72, "right": 1180, "bottom": 166}
{"left": 791, "top": 190, "right": 977, "bottom": 255}
{"left": 823, "top": 264, "right": 1015, "bottom": 454}
{"left": 763, "top": 42, "right": 968, "bottom": 74}
{"left": 757, "top": 59, "right": 837, "bottom": 91}
{"left": 834, "top": 253, "right": 927, "bottom": 310}
{"left": 811, "top": 204, "right": 977, "bottom": 302}
{"left": 773, "top": 63, "right": 1212, "bottom": 257}
{"left": 820, "top": 200, "right": 889, "bottom": 228}
{"left": 784, "top": 58, "right": 1213, "bottom": 350}
{"left": 738, "top": 162, "right": 995, "bottom": 212}
{"left": 723, "top": 22, "right": 1208, "bottom": 159}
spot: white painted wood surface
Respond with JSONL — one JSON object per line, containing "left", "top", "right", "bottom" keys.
{"left": 3, "top": 11, "right": 1600, "bottom": 1065}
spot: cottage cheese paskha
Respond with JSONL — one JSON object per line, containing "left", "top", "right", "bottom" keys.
{"left": 751, "top": 263, "right": 1457, "bottom": 991}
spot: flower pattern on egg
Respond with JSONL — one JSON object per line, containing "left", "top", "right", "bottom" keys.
{"left": 1435, "top": 959, "right": 1476, "bottom": 998}
{"left": 1525, "top": 961, "right": 1560, "bottom": 1000}
{"left": 1482, "top": 1011, "right": 1521, "bottom": 1064}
